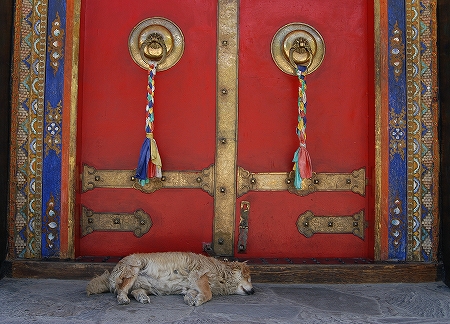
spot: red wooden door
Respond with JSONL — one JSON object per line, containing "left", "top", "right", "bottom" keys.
{"left": 77, "top": 0, "right": 217, "bottom": 256}
{"left": 77, "top": 0, "right": 374, "bottom": 259}
{"left": 236, "top": 0, "right": 374, "bottom": 259}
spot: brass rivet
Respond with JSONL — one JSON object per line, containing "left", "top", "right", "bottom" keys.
{"left": 114, "top": 218, "right": 120, "bottom": 225}
{"left": 286, "top": 179, "right": 292, "bottom": 184}
{"left": 218, "top": 238, "right": 224, "bottom": 245}
{"left": 221, "top": 88, "right": 228, "bottom": 94}
{"left": 313, "top": 179, "right": 319, "bottom": 184}
{"left": 346, "top": 179, "right": 351, "bottom": 184}
{"left": 161, "top": 176, "right": 166, "bottom": 181}
{"left": 250, "top": 178, "right": 256, "bottom": 184}
{"left": 239, "top": 244, "right": 245, "bottom": 251}
{"left": 88, "top": 218, "right": 93, "bottom": 224}
{"left": 220, "top": 187, "right": 226, "bottom": 193}
{"left": 130, "top": 176, "right": 136, "bottom": 181}
{"left": 220, "top": 138, "right": 227, "bottom": 144}
{"left": 304, "top": 222, "right": 309, "bottom": 227}
{"left": 141, "top": 220, "right": 146, "bottom": 225}
{"left": 353, "top": 222, "right": 359, "bottom": 227}
{"left": 94, "top": 176, "right": 100, "bottom": 181}
{"left": 222, "top": 40, "right": 228, "bottom": 46}
{"left": 196, "top": 177, "right": 202, "bottom": 183}
{"left": 328, "top": 221, "right": 333, "bottom": 227}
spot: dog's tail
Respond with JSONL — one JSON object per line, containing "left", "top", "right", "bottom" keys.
{"left": 86, "top": 270, "right": 110, "bottom": 296}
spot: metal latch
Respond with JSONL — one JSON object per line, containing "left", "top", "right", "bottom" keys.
{"left": 237, "top": 201, "right": 250, "bottom": 253}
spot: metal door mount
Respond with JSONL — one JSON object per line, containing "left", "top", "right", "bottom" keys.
{"left": 296, "top": 210, "right": 367, "bottom": 239}
{"left": 83, "top": 164, "right": 366, "bottom": 197}
{"left": 237, "top": 167, "right": 366, "bottom": 197}
{"left": 128, "top": 17, "right": 184, "bottom": 71}
{"left": 81, "top": 164, "right": 214, "bottom": 196}
{"left": 81, "top": 206, "right": 152, "bottom": 238}
{"left": 271, "top": 22, "right": 325, "bottom": 75}
{"left": 237, "top": 201, "right": 250, "bottom": 253}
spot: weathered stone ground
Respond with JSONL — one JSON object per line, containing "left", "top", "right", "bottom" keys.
{"left": 1, "top": 278, "right": 450, "bottom": 323}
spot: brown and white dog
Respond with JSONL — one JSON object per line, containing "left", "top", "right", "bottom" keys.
{"left": 86, "top": 252, "right": 255, "bottom": 306}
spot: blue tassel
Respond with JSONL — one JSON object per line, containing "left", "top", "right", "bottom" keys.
{"left": 136, "top": 137, "right": 150, "bottom": 185}
{"left": 292, "top": 148, "right": 302, "bottom": 189}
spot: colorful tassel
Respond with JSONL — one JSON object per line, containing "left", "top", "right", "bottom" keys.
{"left": 292, "top": 65, "right": 312, "bottom": 189}
{"left": 136, "top": 63, "right": 162, "bottom": 186}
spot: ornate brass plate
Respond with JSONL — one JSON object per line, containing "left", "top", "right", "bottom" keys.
{"left": 271, "top": 22, "right": 325, "bottom": 75}
{"left": 237, "top": 167, "right": 366, "bottom": 197}
{"left": 81, "top": 206, "right": 152, "bottom": 237}
{"left": 82, "top": 164, "right": 214, "bottom": 196}
{"left": 128, "top": 17, "right": 184, "bottom": 71}
{"left": 296, "top": 210, "right": 367, "bottom": 239}
{"left": 213, "top": 0, "right": 239, "bottom": 256}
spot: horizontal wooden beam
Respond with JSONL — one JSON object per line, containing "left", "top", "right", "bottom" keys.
{"left": 3, "top": 260, "right": 443, "bottom": 284}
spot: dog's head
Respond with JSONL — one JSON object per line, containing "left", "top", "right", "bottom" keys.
{"left": 231, "top": 262, "right": 255, "bottom": 296}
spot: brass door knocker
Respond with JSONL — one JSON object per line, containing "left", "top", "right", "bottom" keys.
{"left": 128, "top": 17, "right": 184, "bottom": 71}
{"left": 139, "top": 32, "right": 168, "bottom": 65}
{"left": 271, "top": 22, "right": 325, "bottom": 75}
{"left": 289, "top": 37, "right": 313, "bottom": 71}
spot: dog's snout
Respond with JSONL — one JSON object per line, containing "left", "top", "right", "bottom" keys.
{"left": 244, "top": 287, "right": 255, "bottom": 295}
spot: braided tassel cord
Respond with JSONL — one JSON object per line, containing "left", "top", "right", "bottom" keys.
{"left": 292, "top": 65, "right": 312, "bottom": 189}
{"left": 135, "top": 63, "right": 162, "bottom": 186}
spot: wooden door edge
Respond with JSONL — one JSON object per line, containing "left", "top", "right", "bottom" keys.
{"left": 2, "top": 259, "right": 443, "bottom": 284}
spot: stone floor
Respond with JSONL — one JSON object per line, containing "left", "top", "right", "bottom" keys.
{"left": 1, "top": 278, "right": 450, "bottom": 323}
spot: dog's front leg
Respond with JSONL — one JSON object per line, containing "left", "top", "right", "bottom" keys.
{"left": 131, "top": 288, "right": 151, "bottom": 304}
{"left": 115, "top": 266, "right": 140, "bottom": 305}
{"left": 184, "top": 273, "right": 212, "bottom": 306}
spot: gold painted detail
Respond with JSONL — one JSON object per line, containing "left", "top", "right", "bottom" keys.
{"left": 82, "top": 164, "right": 215, "bottom": 196}
{"left": 44, "top": 101, "right": 62, "bottom": 156}
{"left": 81, "top": 206, "right": 152, "bottom": 237}
{"left": 237, "top": 167, "right": 366, "bottom": 197}
{"left": 389, "top": 21, "right": 405, "bottom": 82}
{"left": 297, "top": 210, "right": 367, "bottom": 239}
{"left": 213, "top": 0, "right": 239, "bottom": 256}
{"left": 48, "top": 12, "right": 64, "bottom": 75}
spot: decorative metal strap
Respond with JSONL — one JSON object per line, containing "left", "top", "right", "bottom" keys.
{"left": 81, "top": 206, "right": 152, "bottom": 237}
{"left": 296, "top": 210, "right": 367, "bottom": 239}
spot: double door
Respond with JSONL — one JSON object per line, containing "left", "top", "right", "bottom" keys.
{"left": 78, "top": 0, "right": 374, "bottom": 259}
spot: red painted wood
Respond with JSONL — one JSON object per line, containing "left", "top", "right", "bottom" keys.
{"left": 236, "top": 0, "right": 374, "bottom": 258}
{"left": 77, "top": 0, "right": 374, "bottom": 259}
{"left": 77, "top": 0, "right": 217, "bottom": 256}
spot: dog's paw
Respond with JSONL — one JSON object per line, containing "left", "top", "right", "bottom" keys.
{"left": 117, "top": 293, "right": 130, "bottom": 305}
{"left": 184, "top": 290, "right": 207, "bottom": 306}
{"left": 183, "top": 290, "right": 199, "bottom": 306}
{"left": 131, "top": 289, "right": 151, "bottom": 304}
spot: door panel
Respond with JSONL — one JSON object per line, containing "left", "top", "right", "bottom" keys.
{"left": 236, "top": 0, "right": 373, "bottom": 258}
{"left": 77, "top": 0, "right": 217, "bottom": 256}
{"left": 77, "top": 0, "right": 374, "bottom": 259}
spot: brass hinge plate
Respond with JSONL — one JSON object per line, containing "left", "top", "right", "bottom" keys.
{"left": 237, "top": 167, "right": 366, "bottom": 197}
{"left": 82, "top": 164, "right": 215, "bottom": 196}
{"left": 81, "top": 206, "right": 152, "bottom": 237}
{"left": 296, "top": 210, "right": 367, "bottom": 239}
